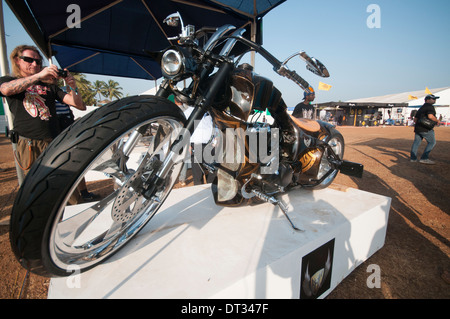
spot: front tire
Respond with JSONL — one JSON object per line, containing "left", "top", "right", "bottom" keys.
{"left": 10, "top": 96, "right": 187, "bottom": 277}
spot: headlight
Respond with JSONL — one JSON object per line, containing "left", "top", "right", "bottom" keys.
{"left": 160, "top": 47, "right": 196, "bottom": 80}
{"left": 161, "top": 49, "right": 183, "bottom": 77}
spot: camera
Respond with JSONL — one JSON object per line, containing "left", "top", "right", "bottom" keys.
{"left": 57, "top": 69, "right": 68, "bottom": 78}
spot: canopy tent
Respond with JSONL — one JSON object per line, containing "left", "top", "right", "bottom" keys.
{"left": 313, "top": 101, "right": 409, "bottom": 126}
{"left": 343, "top": 87, "right": 450, "bottom": 125}
{"left": 5, "top": 0, "right": 286, "bottom": 80}
{"left": 316, "top": 101, "right": 409, "bottom": 109}
{"left": 1, "top": 0, "right": 286, "bottom": 184}
{"left": 344, "top": 87, "right": 450, "bottom": 107}
{"left": 208, "top": 0, "right": 286, "bottom": 18}
{"left": 315, "top": 87, "right": 450, "bottom": 126}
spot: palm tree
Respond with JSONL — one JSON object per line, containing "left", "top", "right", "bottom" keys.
{"left": 72, "top": 73, "right": 91, "bottom": 93}
{"left": 93, "top": 80, "right": 107, "bottom": 101}
{"left": 81, "top": 89, "right": 97, "bottom": 106}
{"left": 103, "top": 79, "right": 123, "bottom": 100}
{"left": 73, "top": 73, "right": 97, "bottom": 105}
{"left": 60, "top": 72, "right": 97, "bottom": 106}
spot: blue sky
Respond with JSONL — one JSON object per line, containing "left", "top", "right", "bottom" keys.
{"left": 2, "top": 0, "right": 450, "bottom": 106}
{"left": 260, "top": 0, "right": 450, "bottom": 105}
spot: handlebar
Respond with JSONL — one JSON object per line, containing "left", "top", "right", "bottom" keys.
{"left": 227, "top": 34, "right": 312, "bottom": 93}
{"left": 277, "top": 67, "right": 313, "bottom": 93}
{"left": 167, "top": 17, "right": 313, "bottom": 94}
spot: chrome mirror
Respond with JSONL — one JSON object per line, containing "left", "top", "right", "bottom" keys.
{"left": 299, "top": 51, "right": 330, "bottom": 78}
{"left": 282, "top": 51, "right": 330, "bottom": 78}
{"left": 164, "top": 12, "right": 182, "bottom": 27}
{"left": 163, "top": 12, "right": 195, "bottom": 39}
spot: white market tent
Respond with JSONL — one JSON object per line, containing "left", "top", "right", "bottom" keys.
{"left": 346, "top": 87, "right": 450, "bottom": 125}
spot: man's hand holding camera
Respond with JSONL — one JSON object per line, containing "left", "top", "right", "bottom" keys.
{"left": 38, "top": 65, "right": 71, "bottom": 84}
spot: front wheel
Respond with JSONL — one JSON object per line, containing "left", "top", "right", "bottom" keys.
{"left": 10, "top": 96, "right": 187, "bottom": 277}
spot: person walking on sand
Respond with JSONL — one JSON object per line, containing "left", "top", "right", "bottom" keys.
{"left": 410, "top": 94, "right": 439, "bottom": 164}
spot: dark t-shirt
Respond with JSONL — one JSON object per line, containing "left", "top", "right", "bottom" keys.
{"left": 292, "top": 102, "right": 314, "bottom": 119}
{"left": 414, "top": 103, "right": 436, "bottom": 133}
{"left": 0, "top": 76, "right": 66, "bottom": 139}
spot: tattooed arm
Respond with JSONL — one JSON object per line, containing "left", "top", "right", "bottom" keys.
{"left": 0, "top": 73, "right": 40, "bottom": 96}
{"left": 0, "top": 66, "right": 59, "bottom": 96}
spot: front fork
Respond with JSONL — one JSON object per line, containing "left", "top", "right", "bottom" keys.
{"left": 142, "top": 61, "right": 233, "bottom": 199}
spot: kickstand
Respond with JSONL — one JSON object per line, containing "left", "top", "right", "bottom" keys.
{"left": 276, "top": 199, "right": 304, "bottom": 232}
{"left": 245, "top": 185, "right": 305, "bottom": 232}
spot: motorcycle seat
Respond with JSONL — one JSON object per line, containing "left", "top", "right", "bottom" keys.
{"left": 290, "top": 116, "right": 321, "bottom": 132}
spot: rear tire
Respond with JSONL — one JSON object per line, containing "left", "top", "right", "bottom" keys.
{"left": 311, "top": 128, "right": 345, "bottom": 189}
{"left": 10, "top": 96, "right": 187, "bottom": 277}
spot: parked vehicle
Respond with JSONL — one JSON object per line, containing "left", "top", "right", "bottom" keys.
{"left": 10, "top": 13, "right": 363, "bottom": 277}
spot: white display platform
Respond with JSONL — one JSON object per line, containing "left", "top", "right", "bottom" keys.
{"left": 48, "top": 185, "right": 391, "bottom": 299}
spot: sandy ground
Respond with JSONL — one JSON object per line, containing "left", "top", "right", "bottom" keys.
{"left": 0, "top": 125, "right": 449, "bottom": 299}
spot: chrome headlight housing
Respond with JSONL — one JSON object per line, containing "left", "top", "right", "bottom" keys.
{"left": 162, "top": 49, "right": 183, "bottom": 77}
{"left": 161, "top": 47, "right": 196, "bottom": 80}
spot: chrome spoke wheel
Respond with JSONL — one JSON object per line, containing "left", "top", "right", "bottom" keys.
{"left": 48, "top": 117, "right": 185, "bottom": 272}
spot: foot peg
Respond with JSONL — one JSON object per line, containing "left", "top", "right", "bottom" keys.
{"left": 339, "top": 160, "right": 364, "bottom": 178}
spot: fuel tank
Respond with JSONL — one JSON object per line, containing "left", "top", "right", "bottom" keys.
{"left": 226, "top": 65, "right": 334, "bottom": 164}
{"left": 227, "top": 64, "right": 286, "bottom": 121}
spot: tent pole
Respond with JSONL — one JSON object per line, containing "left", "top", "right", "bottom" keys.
{"left": 250, "top": 18, "right": 256, "bottom": 68}
{"left": 0, "top": 1, "right": 24, "bottom": 185}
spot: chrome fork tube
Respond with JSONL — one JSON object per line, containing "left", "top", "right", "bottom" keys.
{"left": 122, "top": 130, "right": 141, "bottom": 157}
{"left": 204, "top": 24, "right": 235, "bottom": 52}
{"left": 155, "top": 105, "right": 204, "bottom": 180}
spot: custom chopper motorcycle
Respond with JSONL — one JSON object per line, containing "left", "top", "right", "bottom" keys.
{"left": 10, "top": 12, "right": 363, "bottom": 277}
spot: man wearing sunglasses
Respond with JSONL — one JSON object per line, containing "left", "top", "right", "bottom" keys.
{"left": 0, "top": 44, "right": 85, "bottom": 171}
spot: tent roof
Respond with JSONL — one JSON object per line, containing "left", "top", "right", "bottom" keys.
{"left": 346, "top": 87, "right": 450, "bottom": 105}
{"left": 6, "top": 0, "right": 285, "bottom": 80}
{"left": 316, "top": 101, "right": 409, "bottom": 109}
{"left": 207, "top": 0, "right": 285, "bottom": 18}
{"left": 317, "top": 87, "right": 450, "bottom": 109}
